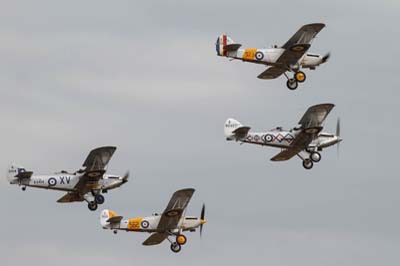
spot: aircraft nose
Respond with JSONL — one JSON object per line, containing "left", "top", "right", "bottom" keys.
{"left": 200, "top": 219, "right": 207, "bottom": 225}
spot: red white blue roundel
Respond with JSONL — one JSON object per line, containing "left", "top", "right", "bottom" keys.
{"left": 263, "top": 134, "right": 274, "bottom": 143}
{"left": 255, "top": 51, "right": 264, "bottom": 60}
{"left": 141, "top": 220, "right": 149, "bottom": 228}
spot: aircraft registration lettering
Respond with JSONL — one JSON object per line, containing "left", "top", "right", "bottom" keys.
{"left": 33, "top": 179, "right": 45, "bottom": 185}
{"left": 242, "top": 48, "right": 257, "bottom": 61}
{"left": 127, "top": 218, "right": 143, "bottom": 230}
{"left": 59, "top": 176, "right": 71, "bottom": 185}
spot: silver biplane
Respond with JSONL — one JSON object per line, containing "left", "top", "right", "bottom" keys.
{"left": 225, "top": 104, "right": 342, "bottom": 169}
{"left": 216, "top": 23, "right": 329, "bottom": 90}
{"left": 100, "top": 188, "right": 206, "bottom": 253}
{"left": 7, "top": 146, "right": 129, "bottom": 211}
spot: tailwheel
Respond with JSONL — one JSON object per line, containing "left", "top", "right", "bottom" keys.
{"left": 170, "top": 242, "right": 182, "bottom": 253}
{"left": 176, "top": 234, "right": 187, "bottom": 245}
{"left": 113, "top": 230, "right": 118, "bottom": 234}
{"left": 21, "top": 186, "right": 26, "bottom": 191}
{"left": 302, "top": 159, "right": 314, "bottom": 170}
{"left": 294, "top": 71, "right": 306, "bottom": 83}
{"left": 310, "top": 152, "right": 321, "bottom": 163}
{"left": 286, "top": 78, "right": 298, "bottom": 90}
{"left": 88, "top": 201, "right": 98, "bottom": 211}
{"left": 95, "top": 194, "right": 105, "bottom": 204}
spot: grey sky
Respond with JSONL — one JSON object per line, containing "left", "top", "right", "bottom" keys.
{"left": 1, "top": 0, "right": 399, "bottom": 265}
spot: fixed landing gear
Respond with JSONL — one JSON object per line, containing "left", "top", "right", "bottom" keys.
{"left": 21, "top": 186, "right": 26, "bottom": 191}
{"left": 170, "top": 242, "right": 182, "bottom": 253}
{"left": 176, "top": 234, "right": 187, "bottom": 245}
{"left": 302, "top": 158, "right": 313, "bottom": 170}
{"left": 113, "top": 230, "right": 118, "bottom": 234}
{"left": 310, "top": 152, "right": 321, "bottom": 163}
{"left": 285, "top": 71, "right": 307, "bottom": 90}
{"left": 88, "top": 201, "right": 98, "bottom": 211}
{"left": 286, "top": 78, "right": 298, "bottom": 90}
{"left": 294, "top": 71, "right": 306, "bottom": 83}
{"left": 95, "top": 194, "right": 105, "bottom": 204}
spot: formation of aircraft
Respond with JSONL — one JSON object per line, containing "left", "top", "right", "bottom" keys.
{"left": 7, "top": 146, "right": 129, "bottom": 211}
{"left": 216, "top": 23, "right": 329, "bottom": 90}
{"left": 5, "top": 22, "right": 343, "bottom": 254}
{"left": 224, "top": 103, "right": 342, "bottom": 169}
{"left": 100, "top": 188, "right": 206, "bottom": 253}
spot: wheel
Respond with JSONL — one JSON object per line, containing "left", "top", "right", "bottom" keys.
{"left": 21, "top": 186, "right": 26, "bottom": 191}
{"left": 310, "top": 152, "right": 321, "bottom": 163}
{"left": 176, "top": 234, "right": 187, "bottom": 245}
{"left": 294, "top": 71, "right": 306, "bottom": 83}
{"left": 113, "top": 230, "right": 118, "bottom": 234}
{"left": 170, "top": 242, "right": 181, "bottom": 253}
{"left": 286, "top": 78, "right": 298, "bottom": 90}
{"left": 95, "top": 194, "right": 105, "bottom": 204}
{"left": 88, "top": 201, "right": 98, "bottom": 211}
{"left": 302, "top": 159, "right": 313, "bottom": 170}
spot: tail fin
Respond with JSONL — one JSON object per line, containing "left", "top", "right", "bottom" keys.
{"left": 100, "top": 209, "right": 120, "bottom": 228}
{"left": 215, "top": 34, "right": 241, "bottom": 56}
{"left": 6, "top": 164, "right": 31, "bottom": 184}
{"left": 224, "top": 118, "right": 251, "bottom": 141}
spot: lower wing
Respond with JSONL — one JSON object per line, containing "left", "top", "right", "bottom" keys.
{"left": 257, "top": 67, "right": 286, "bottom": 80}
{"left": 142, "top": 233, "right": 169, "bottom": 246}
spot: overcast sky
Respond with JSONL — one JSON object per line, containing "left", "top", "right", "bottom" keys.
{"left": 1, "top": 0, "right": 399, "bottom": 265}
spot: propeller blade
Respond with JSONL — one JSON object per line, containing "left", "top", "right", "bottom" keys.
{"left": 122, "top": 171, "right": 130, "bottom": 183}
{"left": 322, "top": 52, "right": 330, "bottom": 63}
{"left": 336, "top": 118, "right": 341, "bottom": 158}
{"left": 200, "top": 203, "right": 205, "bottom": 237}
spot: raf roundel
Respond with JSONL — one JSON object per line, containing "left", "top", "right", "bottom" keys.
{"left": 141, "top": 220, "right": 149, "bottom": 229}
{"left": 255, "top": 51, "right": 264, "bottom": 61}
{"left": 48, "top": 177, "right": 57, "bottom": 186}
{"left": 263, "top": 134, "right": 274, "bottom": 143}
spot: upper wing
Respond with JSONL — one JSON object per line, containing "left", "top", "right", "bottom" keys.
{"left": 142, "top": 233, "right": 169, "bottom": 246}
{"left": 282, "top": 23, "right": 325, "bottom": 49}
{"left": 298, "top": 103, "right": 335, "bottom": 129}
{"left": 82, "top": 146, "right": 116, "bottom": 172}
{"left": 258, "top": 44, "right": 311, "bottom": 79}
{"left": 257, "top": 66, "right": 286, "bottom": 80}
{"left": 157, "top": 188, "right": 195, "bottom": 231}
{"left": 270, "top": 131, "right": 314, "bottom": 161}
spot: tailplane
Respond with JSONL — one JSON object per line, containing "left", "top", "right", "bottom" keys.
{"left": 6, "top": 164, "right": 32, "bottom": 184}
{"left": 100, "top": 209, "right": 122, "bottom": 228}
{"left": 216, "top": 34, "right": 242, "bottom": 56}
{"left": 224, "top": 118, "right": 251, "bottom": 141}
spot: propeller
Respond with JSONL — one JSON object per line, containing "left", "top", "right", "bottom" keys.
{"left": 322, "top": 52, "right": 330, "bottom": 63}
{"left": 336, "top": 118, "right": 341, "bottom": 157}
{"left": 122, "top": 171, "right": 130, "bottom": 183}
{"left": 200, "top": 203, "right": 206, "bottom": 237}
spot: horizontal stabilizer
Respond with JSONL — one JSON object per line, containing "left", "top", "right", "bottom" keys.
{"left": 225, "top": 43, "right": 242, "bottom": 51}
{"left": 232, "top": 126, "right": 251, "bottom": 140}
{"left": 107, "top": 216, "right": 123, "bottom": 224}
{"left": 15, "top": 171, "right": 33, "bottom": 179}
